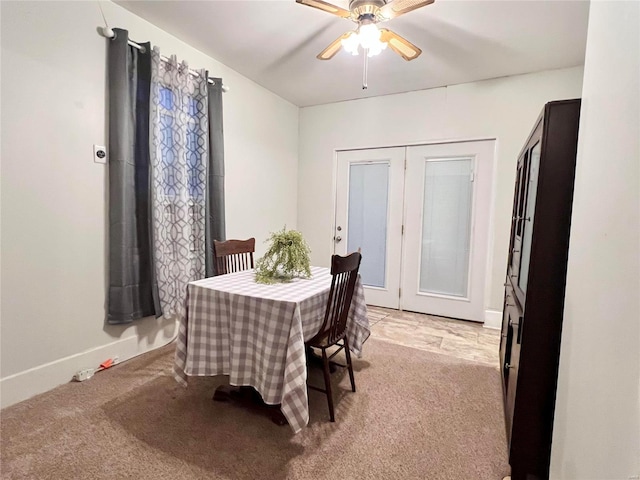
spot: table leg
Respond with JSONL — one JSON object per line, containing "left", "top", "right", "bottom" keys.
{"left": 213, "top": 385, "right": 288, "bottom": 426}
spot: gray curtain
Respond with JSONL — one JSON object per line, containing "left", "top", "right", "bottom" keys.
{"left": 107, "top": 29, "right": 160, "bottom": 324}
{"left": 205, "top": 77, "right": 226, "bottom": 277}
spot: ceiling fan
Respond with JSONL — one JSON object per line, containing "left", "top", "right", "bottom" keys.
{"left": 296, "top": 0, "right": 434, "bottom": 61}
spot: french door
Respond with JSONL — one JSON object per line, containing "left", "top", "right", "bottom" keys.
{"left": 334, "top": 148, "right": 405, "bottom": 308}
{"left": 335, "top": 140, "right": 494, "bottom": 322}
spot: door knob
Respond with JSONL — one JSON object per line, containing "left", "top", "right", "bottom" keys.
{"left": 335, "top": 236, "right": 342, "bottom": 242}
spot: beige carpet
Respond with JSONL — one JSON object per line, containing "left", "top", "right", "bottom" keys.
{"left": 0, "top": 339, "right": 509, "bottom": 480}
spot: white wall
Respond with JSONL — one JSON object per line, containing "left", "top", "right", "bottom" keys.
{"left": 298, "top": 67, "right": 584, "bottom": 312}
{"left": 550, "top": 2, "right": 640, "bottom": 479}
{"left": 0, "top": 1, "right": 298, "bottom": 407}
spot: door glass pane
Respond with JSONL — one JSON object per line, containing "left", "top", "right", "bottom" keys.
{"left": 419, "top": 158, "right": 473, "bottom": 297}
{"left": 519, "top": 142, "right": 540, "bottom": 293}
{"left": 347, "top": 162, "right": 389, "bottom": 288}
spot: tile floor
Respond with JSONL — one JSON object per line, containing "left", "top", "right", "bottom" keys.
{"left": 367, "top": 306, "right": 501, "bottom": 367}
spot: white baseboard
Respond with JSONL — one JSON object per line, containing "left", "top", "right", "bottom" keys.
{"left": 483, "top": 309, "right": 503, "bottom": 330}
{"left": 0, "top": 328, "right": 177, "bottom": 409}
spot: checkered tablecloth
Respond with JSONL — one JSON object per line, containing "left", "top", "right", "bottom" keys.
{"left": 173, "top": 266, "right": 370, "bottom": 433}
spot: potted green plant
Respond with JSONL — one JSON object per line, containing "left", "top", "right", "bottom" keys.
{"left": 255, "top": 227, "right": 312, "bottom": 284}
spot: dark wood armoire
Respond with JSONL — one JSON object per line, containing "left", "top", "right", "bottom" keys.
{"left": 500, "top": 99, "right": 581, "bottom": 480}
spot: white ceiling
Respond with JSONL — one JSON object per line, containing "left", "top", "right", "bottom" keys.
{"left": 115, "top": 0, "right": 590, "bottom": 107}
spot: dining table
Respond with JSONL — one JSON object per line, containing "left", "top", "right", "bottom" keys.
{"left": 173, "top": 266, "right": 370, "bottom": 433}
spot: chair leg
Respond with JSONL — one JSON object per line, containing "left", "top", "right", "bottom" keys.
{"left": 321, "top": 348, "right": 335, "bottom": 422}
{"left": 344, "top": 337, "right": 356, "bottom": 393}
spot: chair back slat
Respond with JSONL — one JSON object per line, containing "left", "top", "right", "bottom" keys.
{"left": 212, "top": 238, "right": 255, "bottom": 276}
{"left": 310, "top": 252, "right": 362, "bottom": 346}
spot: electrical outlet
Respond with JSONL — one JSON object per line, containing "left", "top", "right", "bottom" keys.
{"left": 93, "top": 145, "right": 107, "bottom": 164}
{"left": 73, "top": 368, "right": 94, "bottom": 382}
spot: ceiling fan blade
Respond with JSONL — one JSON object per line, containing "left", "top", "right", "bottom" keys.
{"left": 380, "top": 28, "right": 422, "bottom": 61}
{"left": 379, "top": 0, "right": 435, "bottom": 21}
{"left": 317, "top": 32, "right": 352, "bottom": 60}
{"left": 296, "top": 0, "right": 352, "bottom": 19}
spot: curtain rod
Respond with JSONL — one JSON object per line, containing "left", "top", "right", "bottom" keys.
{"left": 100, "top": 27, "right": 229, "bottom": 92}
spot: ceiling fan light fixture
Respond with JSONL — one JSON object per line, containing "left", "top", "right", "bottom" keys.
{"left": 358, "top": 23, "right": 381, "bottom": 49}
{"left": 366, "top": 40, "right": 387, "bottom": 57}
{"left": 341, "top": 31, "right": 361, "bottom": 55}
{"left": 340, "top": 24, "right": 388, "bottom": 57}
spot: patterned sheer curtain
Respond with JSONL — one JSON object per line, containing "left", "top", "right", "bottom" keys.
{"left": 150, "top": 48, "right": 209, "bottom": 318}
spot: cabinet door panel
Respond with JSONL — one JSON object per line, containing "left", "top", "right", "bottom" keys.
{"left": 499, "top": 281, "right": 514, "bottom": 367}
{"left": 503, "top": 301, "right": 523, "bottom": 442}
{"left": 509, "top": 154, "right": 528, "bottom": 279}
{"left": 518, "top": 141, "right": 541, "bottom": 294}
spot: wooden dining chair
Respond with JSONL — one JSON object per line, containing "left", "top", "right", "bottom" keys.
{"left": 306, "top": 251, "right": 362, "bottom": 422}
{"left": 213, "top": 238, "right": 255, "bottom": 275}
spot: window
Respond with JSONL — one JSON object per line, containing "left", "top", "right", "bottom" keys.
{"left": 157, "top": 86, "right": 205, "bottom": 201}
{"left": 156, "top": 85, "right": 206, "bottom": 253}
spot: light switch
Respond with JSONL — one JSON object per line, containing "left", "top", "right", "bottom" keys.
{"left": 94, "top": 145, "right": 107, "bottom": 164}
